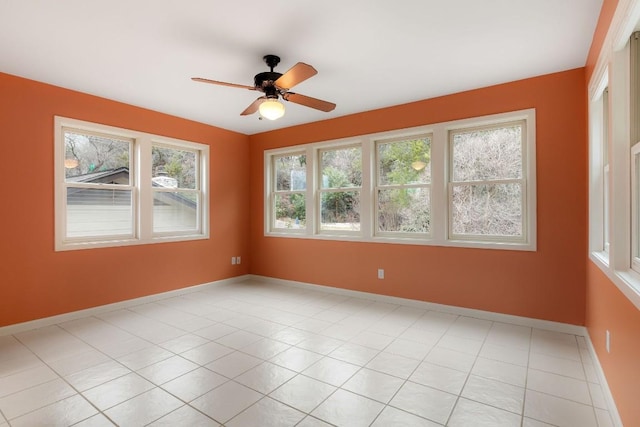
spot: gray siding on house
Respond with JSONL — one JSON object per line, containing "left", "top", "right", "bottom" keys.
{"left": 65, "top": 167, "right": 198, "bottom": 238}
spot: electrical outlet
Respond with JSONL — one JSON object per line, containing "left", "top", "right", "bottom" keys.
{"left": 377, "top": 269, "right": 384, "bottom": 279}
{"left": 237, "top": 256, "right": 241, "bottom": 265}
{"left": 231, "top": 257, "right": 236, "bottom": 265}
{"left": 606, "top": 330, "right": 611, "bottom": 353}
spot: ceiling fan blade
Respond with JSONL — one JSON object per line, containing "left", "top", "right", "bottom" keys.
{"left": 274, "top": 63, "right": 317, "bottom": 90}
{"left": 283, "top": 93, "right": 336, "bottom": 112}
{"left": 241, "top": 97, "right": 267, "bottom": 116}
{"left": 191, "top": 77, "right": 256, "bottom": 91}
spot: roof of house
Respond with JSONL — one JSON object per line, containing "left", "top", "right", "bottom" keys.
{"left": 67, "top": 168, "right": 196, "bottom": 209}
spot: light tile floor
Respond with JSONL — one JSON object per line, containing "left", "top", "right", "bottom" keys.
{"left": 0, "top": 279, "right": 616, "bottom": 426}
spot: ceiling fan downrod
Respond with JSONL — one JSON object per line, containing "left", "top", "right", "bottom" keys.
{"left": 263, "top": 54, "right": 280, "bottom": 71}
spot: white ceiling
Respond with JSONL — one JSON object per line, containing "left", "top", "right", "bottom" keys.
{"left": 1, "top": 0, "right": 603, "bottom": 135}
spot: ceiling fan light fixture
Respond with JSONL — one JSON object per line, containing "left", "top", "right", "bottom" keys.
{"left": 259, "top": 99, "right": 285, "bottom": 120}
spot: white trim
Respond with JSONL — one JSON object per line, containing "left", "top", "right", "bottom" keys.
{"left": 609, "top": 44, "right": 632, "bottom": 273}
{"left": 269, "top": 151, "right": 308, "bottom": 233}
{"left": 612, "top": 0, "right": 640, "bottom": 50}
{"left": 588, "top": 77, "right": 608, "bottom": 254}
{"left": 54, "top": 116, "right": 210, "bottom": 251}
{"left": 588, "top": 0, "right": 640, "bottom": 311}
{"left": 584, "top": 329, "right": 625, "bottom": 427}
{"left": 0, "top": 276, "right": 249, "bottom": 337}
{"left": 250, "top": 275, "right": 586, "bottom": 336}
{"left": 264, "top": 109, "right": 536, "bottom": 251}
{"left": 317, "top": 144, "right": 363, "bottom": 236}
{"left": 632, "top": 142, "right": 640, "bottom": 271}
{"left": 0, "top": 273, "right": 622, "bottom": 424}
{"left": 2, "top": 272, "right": 587, "bottom": 338}
{"left": 374, "top": 133, "right": 432, "bottom": 238}
{"left": 588, "top": 0, "right": 638, "bottom": 99}
{"left": 263, "top": 232, "right": 538, "bottom": 251}
{"left": 590, "top": 252, "right": 640, "bottom": 310}
{"left": 254, "top": 276, "right": 621, "bottom": 424}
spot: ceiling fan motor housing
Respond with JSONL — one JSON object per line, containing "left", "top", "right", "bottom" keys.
{"left": 254, "top": 71, "right": 282, "bottom": 91}
{"left": 255, "top": 54, "right": 283, "bottom": 98}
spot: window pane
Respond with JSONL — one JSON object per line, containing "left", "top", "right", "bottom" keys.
{"left": 320, "top": 191, "right": 360, "bottom": 231}
{"left": 378, "top": 137, "right": 431, "bottom": 185}
{"left": 452, "top": 124, "right": 522, "bottom": 181}
{"left": 64, "top": 130, "right": 130, "bottom": 183}
{"left": 274, "top": 193, "right": 306, "bottom": 229}
{"left": 153, "top": 191, "right": 198, "bottom": 233}
{"left": 275, "top": 154, "right": 306, "bottom": 191}
{"left": 634, "top": 156, "right": 640, "bottom": 257}
{"left": 66, "top": 188, "right": 132, "bottom": 238}
{"left": 378, "top": 188, "right": 430, "bottom": 233}
{"left": 451, "top": 183, "right": 522, "bottom": 237}
{"left": 604, "top": 165, "right": 610, "bottom": 249}
{"left": 321, "top": 147, "right": 362, "bottom": 189}
{"left": 152, "top": 146, "right": 197, "bottom": 189}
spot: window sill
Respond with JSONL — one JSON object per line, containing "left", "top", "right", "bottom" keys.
{"left": 56, "top": 233, "right": 209, "bottom": 251}
{"left": 264, "top": 232, "right": 536, "bottom": 251}
{"left": 591, "top": 250, "right": 610, "bottom": 267}
{"left": 590, "top": 252, "right": 640, "bottom": 311}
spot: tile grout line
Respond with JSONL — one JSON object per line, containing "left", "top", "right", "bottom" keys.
{"left": 0, "top": 280, "right": 615, "bottom": 427}
{"left": 8, "top": 331, "right": 118, "bottom": 426}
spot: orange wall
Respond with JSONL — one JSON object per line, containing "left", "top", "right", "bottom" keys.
{"left": 584, "top": 0, "right": 640, "bottom": 426}
{"left": 248, "top": 68, "right": 588, "bottom": 325}
{"left": 585, "top": 0, "right": 619, "bottom": 82}
{"left": 586, "top": 263, "right": 640, "bottom": 425}
{"left": 0, "top": 72, "right": 250, "bottom": 327}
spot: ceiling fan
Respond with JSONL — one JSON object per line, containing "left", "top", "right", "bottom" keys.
{"left": 192, "top": 55, "right": 336, "bottom": 120}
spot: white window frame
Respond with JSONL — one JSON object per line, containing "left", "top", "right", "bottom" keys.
{"left": 587, "top": 0, "right": 640, "bottom": 311}
{"left": 150, "top": 141, "right": 205, "bottom": 238}
{"left": 61, "top": 128, "right": 136, "bottom": 242}
{"left": 447, "top": 120, "right": 528, "bottom": 244}
{"left": 54, "top": 116, "right": 209, "bottom": 251}
{"left": 317, "top": 144, "right": 363, "bottom": 236}
{"left": 264, "top": 109, "right": 536, "bottom": 251}
{"left": 589, "top": 73, "right": 610, "bottom": 263}
{"left": 631, "top": 142, "right": 640, "bottom": 271}
{"left": 374, "top": 134, "right": 433, "bottom": 239}
{"left": 603, "top": 88, "right": 611, "bottom": 255}
{"left": 270, "top": 151, "right": 308, "bottom": 234}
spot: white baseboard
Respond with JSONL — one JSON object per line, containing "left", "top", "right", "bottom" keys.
{"left": 584, "top": 330, "right": 625, "bottom": 427}
{"left": 248, "top": 275, "right": 587, "bottom": 336}
{"left": 0, "top": 275, "right": 250, "bottom": 337}
{"left": 1, "top": 273, "right": 621, "bottom": 425}
{"left": 247, "top": 275, "right": 622, "bottom": 424}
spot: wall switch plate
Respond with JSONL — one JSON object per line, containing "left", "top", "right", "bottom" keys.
{"left": 237, "top": 256, "right": 241, "bottom": 265}
{"left": 377, "top": 269, "right": 384, "bottom": 279}
{"left": 231, "top": 257, "right": 236, "bottom": 265}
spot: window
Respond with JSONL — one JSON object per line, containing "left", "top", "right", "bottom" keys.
{"left": 63, "top": 129, "right": 134, "bottom": 239}
{"left": 318, "top": 146, "right": 362, "bottom": 233}
{"left": 55, "top": 117, "right": 209, "bottom": 250}
{"left": 448, "top": 122, "right": 526, "bottom": 242}
{"left": 587, "top": 17, "right": 640, "bottom": 310}
{"left": 631, "top": 32, "right": 640, "bottom": 274}
{"left": 588, "top": 71, "right": 610, "bottom": 260}
{"left": 271, "top": 153, "right": 307, "bottom": 231}
{"left": 632, "top": 143, "right": 640, "bottom": 270}
{"left": 265, "top": 109, "right": 536, "bottom": 250}
{"left": 376, "top": 135, "right": 432, "bottom": 236}
{"left": 603, "top": 88, "right": 611, "bottom": 253}
{"left": 151, "top": 145, "right": 201, "bottom": 235}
